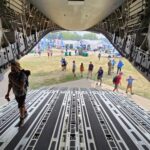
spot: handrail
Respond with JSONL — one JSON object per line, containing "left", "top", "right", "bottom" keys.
{"left": 129, "top": 5, "right": 144, "bottom": 14}
{"left": 6, "top": 0, "right": 23, "bottom": 7}
{"left": 128, "top": 11, "right": 144, "bottom": 18}
{"left": 129, "top": 0, "right": 144, "bottom": 10}
{"left": 5, "top": 0, "right": 24, "bottom": 13}
{"left": 127, "top": 26, "right": 147, "bottom": 32}
{"left": 127, "top": 22, "right": 141, "bottom": 27}
{"left": 127, "top": 16, "right": 139, "bottom": 22}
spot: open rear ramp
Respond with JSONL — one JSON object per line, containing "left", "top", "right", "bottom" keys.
{"left": 0, "top": 87, "right": 150, "bottom": 150}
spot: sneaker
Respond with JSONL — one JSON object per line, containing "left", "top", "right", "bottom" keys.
{"left": 17, "top": 117, "right": 24, "bottom": 127}
{"left": 24, "top": 111, "right": 28, "bottom": 118}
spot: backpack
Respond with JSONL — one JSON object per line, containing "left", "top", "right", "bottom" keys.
{"left": 21, "top": 69, "right": 31, "bottom": 87}
{"left": 62, "top": 59, "right": 66, "bottom": 66}
{"left": 113, "top": 76, "right": 118, "bottom": 83}
{"left": 9, "top": 70, "right": 29, "bottom": 96}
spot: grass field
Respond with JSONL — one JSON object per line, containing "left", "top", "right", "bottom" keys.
{"left": 20, "top": 50, "right": 150, "bottom": 99}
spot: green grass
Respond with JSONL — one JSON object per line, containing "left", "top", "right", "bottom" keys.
{"left": 20, "top": 50, "right": 150, "bottom": 99}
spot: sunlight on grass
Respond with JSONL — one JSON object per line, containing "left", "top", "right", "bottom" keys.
{"left": 20, "top": 51, "right": 150, "bottom": 99}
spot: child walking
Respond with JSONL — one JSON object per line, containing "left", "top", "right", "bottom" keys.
{"left": 126, "top": 76, "right": 135, "bottom": 94}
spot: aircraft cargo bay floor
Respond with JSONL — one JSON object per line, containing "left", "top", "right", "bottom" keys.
{"left": 0, "top": 87, "right": 150, "bottom": 150}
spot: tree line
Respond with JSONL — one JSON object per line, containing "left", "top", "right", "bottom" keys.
{"left": 45, "top": 31, "right": 99, "bottom": 40}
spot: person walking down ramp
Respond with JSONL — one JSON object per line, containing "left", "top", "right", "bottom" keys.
{"left": 87, "top": 62, "right": 94, "bottom": 79}
{"left": 117, "top": 60, "right": 124, "bottom": 74}
{"left": 126, "top": 76, "right": 136, "bottom": 95}
{"left": 113, "top": 72, "right": 123, "bottom": 92}
{"left": 96, "top": 67, "right": 104, "bottom": 86}
{"left": 80, "top": 63, "right": 84, "bottom": 77}
{"left": 5, "top": 61, "right": 30, "bottom": 127}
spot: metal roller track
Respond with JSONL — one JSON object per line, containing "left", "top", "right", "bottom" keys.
{"left": 0, "top": 87, "right": 149, "bottom": 150}
{"left": 0, "top": 89, "right": 43, "bottom": 135}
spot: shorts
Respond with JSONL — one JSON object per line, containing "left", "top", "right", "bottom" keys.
{"left": 15, "top": 95, "right": 26, "bottom": 108}
{"left": 127, "top": 84, "right": 132, "bottom": 88}
{"left": 88, "top": 70, "right": 93, "bottom": 72}
{"left": 97, "top": 76, "right": 102, "bottom": 80}
{"left": 72, "top": 69, "right": 75, "bottom": 73}
{"left": 114, "top": 84, "right": 119, "bottom": 89}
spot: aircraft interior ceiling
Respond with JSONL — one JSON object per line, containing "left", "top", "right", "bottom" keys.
{"left": 0, "top": 0, "right": 150, "bottom": 80}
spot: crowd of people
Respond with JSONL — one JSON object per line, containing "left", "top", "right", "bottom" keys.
{"left": 60, "top": 53, "right": 136, "bottom": 95}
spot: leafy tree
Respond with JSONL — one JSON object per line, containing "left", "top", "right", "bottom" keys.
{"left": 83, "top": 33, "right": 98, "bottom": 40}
{"left": 45, "top": 31, "right": 99, "bottom": 40}
{"left": 61, "top": 31, "right": 81, "bottom": 40}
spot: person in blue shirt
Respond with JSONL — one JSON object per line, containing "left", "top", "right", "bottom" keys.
{"left": 111, "top": 59, "right": 116, "bottom": 73}
{"left": 126, "top": 76, "right": 136, "bottom": 94}
{"left": 117, "top": 59, "right": 124, "bottom": 74}
{"left": 61, "top": 58, "right": 67, "bottom": 71}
